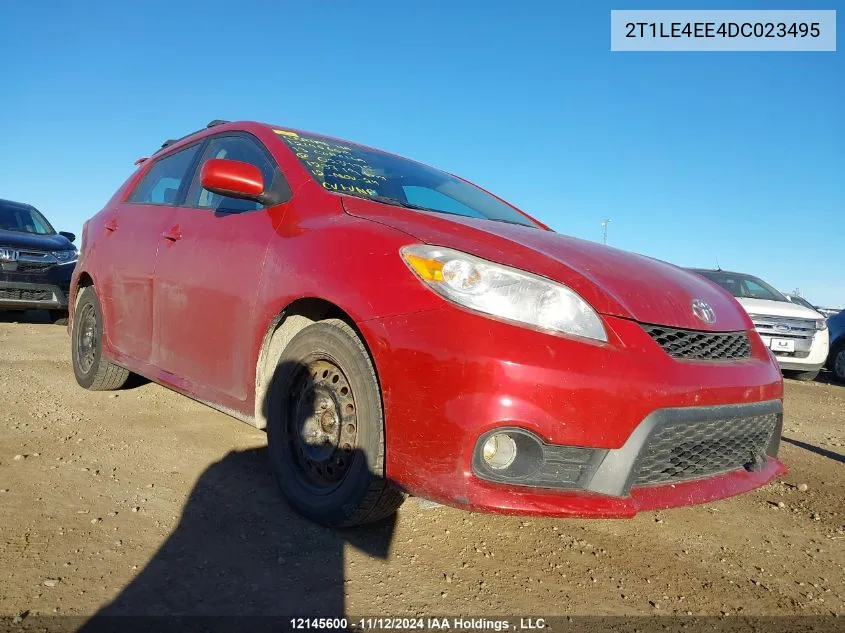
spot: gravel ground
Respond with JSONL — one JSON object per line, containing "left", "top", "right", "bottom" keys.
{"left": 0, "top": 311, "right": 843, "bottom": 622}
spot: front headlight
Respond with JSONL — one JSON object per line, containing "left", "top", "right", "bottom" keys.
{"left": 400, "top": 244, "right": 607, "bottom": 342}
{"left": 52, "top": 250, "right": 78, "bottom": 263}
{"left": 815, "top": 319, "right": 828, "bottom": 331}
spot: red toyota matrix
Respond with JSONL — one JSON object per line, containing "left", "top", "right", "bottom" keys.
{"left": 68, "top": 120, "right": 785, "bottom": 526}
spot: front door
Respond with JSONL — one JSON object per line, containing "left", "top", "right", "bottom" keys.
{"left": 152, "top": 133, "right": 287, "bottom": 403}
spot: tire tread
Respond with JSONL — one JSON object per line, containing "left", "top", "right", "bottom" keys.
{"left": 269, "top": 318, "right": 405, "bottom": 527}
{"left": 319, "top": 319, "right": 405, "bottom": 527}
{"left": 87, "top": 359, "right": 131, "bottom": 391}
{"left": 72, "top": 287, "right": 130, "bottom": 391}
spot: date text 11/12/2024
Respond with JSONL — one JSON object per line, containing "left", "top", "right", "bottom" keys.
{"left": 290, "top": 618, "right": 548, "bottom": 631}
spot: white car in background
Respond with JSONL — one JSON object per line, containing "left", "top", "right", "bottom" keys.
{"left": 783, "top": 293, "right": 824, "bottom": 315}
{"left": 689, "top": 269, "right": 830, "bottom": 381}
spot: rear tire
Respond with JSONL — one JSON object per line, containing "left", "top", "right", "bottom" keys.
{"left": 71, "top": 286, "right": 130, "bottom": 391}
{"left": 784, "top": 369, "right": 819, "bottom": 382}
{"left": 266, "top": 319, "right": 404, "bottom": 527}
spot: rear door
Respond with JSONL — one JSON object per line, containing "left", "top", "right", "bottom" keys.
{"left": 152, "top": 133, "right": 288, "bottom": 403}
{"left": 95, "top": 143, "right": 202, "bottom": 364}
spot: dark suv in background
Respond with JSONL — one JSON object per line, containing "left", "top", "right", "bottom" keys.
{"left": 0, "top": 198, "right": 77, "bottom": 324}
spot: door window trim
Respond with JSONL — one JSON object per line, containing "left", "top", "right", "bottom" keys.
{"left": 125, "top": 141, "right": 206, "bottom": 207}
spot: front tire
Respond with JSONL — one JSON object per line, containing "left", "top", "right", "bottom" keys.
{"left": 266, "top": 319, "right": 404, "bottom": 527}
{"left": 784, "top": 369, "right": 819, "bottom": 382}
{"left": 71, "top": 286, "right": 130, "bottom": 391}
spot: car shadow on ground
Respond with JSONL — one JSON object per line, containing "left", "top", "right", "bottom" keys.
{"left": 0, "top": 309, "right": 52, "bottom": 324}
{"left": 74, "top": 359, "right": 397, "bottom": 631}
{"left": 812, "top": 369, "right": 843, "bottom": 387}
{"left": 782, "top": 436, "right": 845, "bottom": 464}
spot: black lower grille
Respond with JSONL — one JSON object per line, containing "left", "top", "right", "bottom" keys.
{"left": 642, "top": 324, "right": 751, "bottom": 360}
{"left": 0, "top": 287, "right": 54, "bottom": 302}
{"left": 633, "top": 413, "right": 778, "bottom": 486}
{"left": 16, "top": 262, "right": 53, "bottom": 274}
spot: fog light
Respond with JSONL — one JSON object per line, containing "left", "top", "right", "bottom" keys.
{"left": 482, "top": 433, "right": 518, "bottom": 470}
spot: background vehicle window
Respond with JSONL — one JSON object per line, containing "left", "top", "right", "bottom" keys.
{"left": 744, "top": 279, "right": 775, "bottom": 300}
{"left": 700, "top": 271, "right": 787, "bottom": 302}
{"left": 185, "top": 136, "right": 276, "bottom": 213}
{"left": 0, "top": 201, "right": 56, "bottom": 235}
{"left": 128, "top": 144, "right": 201, "bottom": 205}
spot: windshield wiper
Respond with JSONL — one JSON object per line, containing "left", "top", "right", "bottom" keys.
{"left": 368, "top": 195, "right": 438, "bottom": 213}
{"left": 340, "top": 191, "right": 538, "bottom": 228}
{"left": 338, "top": 191, "right": 436, "bottom": 212}
{"left": 485, "top": 217, "right": 534, "bottom": 227}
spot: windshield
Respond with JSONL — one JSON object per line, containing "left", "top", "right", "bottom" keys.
{"left": 273, "top": 129, "right": 541, "bottom": 228}
{"left": 698, "top": 271, "right": 788, "bottom": 302}
{"left": 0, "top": 201, "right": 55, "bottom": 235}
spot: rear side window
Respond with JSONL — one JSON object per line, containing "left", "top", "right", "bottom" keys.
{"left": 128, "top": 144, "right": 201, "bottom": 205}
{"left": 184, "top": 135, "right": 277, "bottom": 213}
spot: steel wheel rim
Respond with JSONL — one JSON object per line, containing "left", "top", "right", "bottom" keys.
{"left": 76, "top": 303, "right": 98, "bottom": 374}
{"left": 835, "top": 349, "right": 845, "bottom": 379}
{"left": 286, "top": 357, "right": 358, "bottom": 493}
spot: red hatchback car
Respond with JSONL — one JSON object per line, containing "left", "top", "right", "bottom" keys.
{"left": 69, "top": 120, "right": 786, "bottom": 526}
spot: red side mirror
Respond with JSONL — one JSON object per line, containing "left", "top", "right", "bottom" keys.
{"left": 200, "top": 158, "right": 265, "bottom": 200}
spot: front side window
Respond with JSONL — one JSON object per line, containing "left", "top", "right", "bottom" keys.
{"left": 0, "top": 201, "right": 55, "bottom": 235}
{"left": 128, "top": 144, "right": 202, "bottom": 205}
{"left": 273, "top": 129, "right": 541, "bottom": 228}
{"left": 185, "top": 135, "right": 277, "bottom": 213}
{"left": 699, "top": 271, "right": 787, "bottom": 302}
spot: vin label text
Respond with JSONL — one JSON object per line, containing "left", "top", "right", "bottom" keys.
{"left": 610, "top": 10, "right": 836, "bottom": 51}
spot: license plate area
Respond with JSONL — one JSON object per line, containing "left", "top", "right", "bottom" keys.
{"left": 760, "top": 336, "right": 795, "bottom": 353}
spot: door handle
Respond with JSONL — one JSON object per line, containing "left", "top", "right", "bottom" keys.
{"left": 162, "top": 225, "right": 182, "bottom": 242}
{"left": 104, "top": 219, "right": 118, "bottom": 233}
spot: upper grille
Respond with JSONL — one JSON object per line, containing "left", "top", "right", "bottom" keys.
{"left": 642, "top": 324, "right": 751, "bottom": 361}
{"left": 748, "top": 314, "right": 817, "bottom": 342}
{"left": 0, "top": 287, "right": 54, "bottom": 302}
{"left": 633, "top": 412, "right": 778, "bottom": 486}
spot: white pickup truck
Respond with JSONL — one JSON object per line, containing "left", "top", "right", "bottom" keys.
{"left": 689, "top": 269, "right": 830, "bottom": 381}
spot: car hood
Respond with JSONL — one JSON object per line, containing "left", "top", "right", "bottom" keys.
{"left": 342, "top": 198, "right": 752, "bottom": 332}
{"left": 734, "top": 297, "right": 824, "bottom": 320}
{"left": 0, "top": 229, "right": 74, "bottom": 251}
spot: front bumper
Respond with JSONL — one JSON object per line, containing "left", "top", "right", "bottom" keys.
{"left": 766, "top": 328, "right": 829, "bottom": 373}
{"left": 363, "top": 306, "right": 785, "bottom": 517}
{"left": 0, "top": 265, "right": 73, "bottom": 310}
{"left": 774, "top": 330, "right": 828, "bottom": 372}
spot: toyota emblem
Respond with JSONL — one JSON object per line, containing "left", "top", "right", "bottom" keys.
{"left": 692, "top": 299, "right": 716, "bottom": 324}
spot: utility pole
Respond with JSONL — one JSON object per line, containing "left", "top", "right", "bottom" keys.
{"left": 600, "top": 218, "right": 611, "bottom": 245}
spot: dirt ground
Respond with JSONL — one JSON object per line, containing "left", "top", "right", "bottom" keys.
{"left": 1, "top": 311, "right": 843, "bottom": 621}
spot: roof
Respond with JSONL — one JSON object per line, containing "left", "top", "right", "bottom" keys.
{"left": 0, "top": 198, "right": 34, "bottom": 209}
{"left": 152, "top": 119, "right": 400, "bottom": 162}
{"left": 153, "top": 119, "right": 232, "bottom": 155}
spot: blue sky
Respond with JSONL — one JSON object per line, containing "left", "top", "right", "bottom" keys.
{"left": 1, "top": 1, "right": 842, "bottom": 305}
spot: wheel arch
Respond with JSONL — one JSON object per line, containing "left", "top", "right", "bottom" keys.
{"left": 68, "top": 270, "right": 96, "bottom": 328}
{"left": 253, "top": 296, "right": 380, "bottom": 430}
